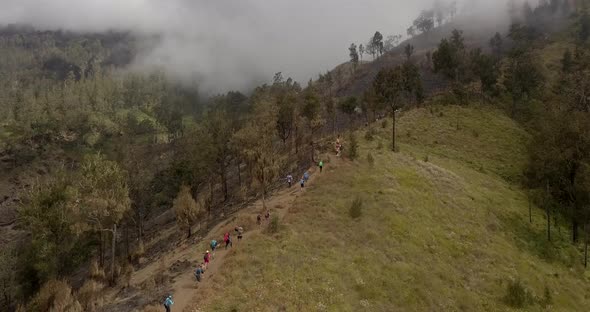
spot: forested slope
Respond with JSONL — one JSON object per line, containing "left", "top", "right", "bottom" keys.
{"left": 2, "top": 0, "right": 590, "bottom": 311}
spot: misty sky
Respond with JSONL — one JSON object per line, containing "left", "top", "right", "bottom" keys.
{"left": 0, "top": 0, "right": 510, "bottom": 93}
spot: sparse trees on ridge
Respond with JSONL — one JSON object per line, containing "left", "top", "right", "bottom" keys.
{"left": 384, "top": 35, "right": 402, "bottom": 52}
{"left": 359, "top": 44, "right": 365, "bottom": 61}
{"left": 366, "top": 39, "right": 377, "bottom": 60}
{"left": 373, "top": 62, "right": 422, "bottom": 152}
{"left": 373, "top": 67, "right": 404, "bottom": 152}
{"left": 404, "top": 44, "right": 415, "bottom": 61}
{"left": 414, "top": 10, "right": 435, "bottom": 34}
{"left": 372, "top": 31, "right": 384, "bottom": 57}
{"left": 489, "top": 32, "right": 503, "bottom": 58}
{"left": 349, "top": 43, "right": 359, "bottom": 71}
{"left": 407, "top": 26, "right": 417, "bottom": 38}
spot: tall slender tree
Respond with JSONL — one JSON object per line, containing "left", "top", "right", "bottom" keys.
{"left": 79, "top": 153, "right": 131, "bottom": 283}
{"left": 373, "top": 67, "right": 405, "bottom": 152}
{"left": 349, "top": 43, "right": 359, "bottom": 72}
{"left": 233, "top": 100, "right": 280, "bottom": 210}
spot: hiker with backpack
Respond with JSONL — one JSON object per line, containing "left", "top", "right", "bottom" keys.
{"left": 286, "top": 174, "right": 293, "bottom": 187}
{"left": 224, "top": 232, "right": 232, "bottom": 249}
{"left": 235, "top": 226, "right": 244, "bottom": 241}
{"left": 204, "top": 250, "right": 211, "bottom": 269}
{"left": 318, "top": 160, "right": 324, "bottom": 173}
{"left": 163, "top": 294, "right": 174, "bottom": 312}
{"left": 300, "top": 177, "right": 305, "bottom": 190}
{"left": 210, "top": 239, "right": 218, "bottom": 254}
{"left": 303, "top": 171, "right": 310, "bottom": 182}
{"left": 194, "top": 264, "right": 205, "bottom": 282}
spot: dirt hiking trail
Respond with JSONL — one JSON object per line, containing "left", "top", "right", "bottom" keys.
{"left": 118, "top": 159, "right": 337, "bottom": 312}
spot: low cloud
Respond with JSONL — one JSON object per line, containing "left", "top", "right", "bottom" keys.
{"left": 0, "top": 0, "right": 513, "bottom": 93}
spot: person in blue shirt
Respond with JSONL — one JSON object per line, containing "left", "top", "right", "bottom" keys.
{"left": 303, "top": 171, "right": 310, "bottom": 182}
{"left": 194, "top": 264, "right": 205, "bottom": 282}
{"left": 163, "top": 294, "right": 174, "bottom": 312}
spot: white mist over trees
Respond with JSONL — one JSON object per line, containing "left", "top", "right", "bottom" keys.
{"left": 0, "top": 0, "right": 516, "bottom": 93}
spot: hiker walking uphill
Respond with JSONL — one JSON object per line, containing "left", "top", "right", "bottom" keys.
{"left": 319, "top": 160, "right": 324, "bottom": 173}
{"left": 286, "top": 174, "right": 293, "bottom": 187}
{"left": 163, "top": 295, "right": 174, "bottom": 312}
{"left": 235, "top": 226, "right": 244, "bottom": 241}
{"left": 224, "top": 232, "right": 232, "bottom": 249}
{"left": 140, "top": 160, "right": 320, "bottom": 312}
{"left": 203, "top": 250, "right": 211, "bottom": 269}
{"left": 303, "top": 171, "right": 310, "bottom": 182}
{"left": 210, "top": 239, "right": 218, "bottom": 255}
{"left": 194, "top": 264, "right": 205, "bottom": 282}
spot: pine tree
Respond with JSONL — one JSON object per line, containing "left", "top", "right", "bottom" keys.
{"left": 173, "top": 185, "right": 201, "bottom": 238}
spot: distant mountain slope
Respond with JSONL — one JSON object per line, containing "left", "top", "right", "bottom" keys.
{"left": 321, "top": 9, "right": 570, "bottom": 99}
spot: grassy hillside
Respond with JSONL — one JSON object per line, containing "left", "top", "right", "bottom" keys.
{"left": 193, "top": 105, "right": 590, "bottom": 311}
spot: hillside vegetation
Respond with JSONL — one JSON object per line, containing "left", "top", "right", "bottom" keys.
{"left": 2, "top": 0, "right": 590, "bottom": 310}
{"left": 193, "top": 105, "right": 590, "bottom": 311}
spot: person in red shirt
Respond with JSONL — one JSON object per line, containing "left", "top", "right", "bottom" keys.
{"left": 203, "top": 250, "right": 211, "bottom": 269}
{"left": 224, "top": 232, "right": 232, "bottom": 249}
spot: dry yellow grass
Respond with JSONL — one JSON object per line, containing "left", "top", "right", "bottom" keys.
{"left": 189, "top": 105, "right": 590, "bottom": 311}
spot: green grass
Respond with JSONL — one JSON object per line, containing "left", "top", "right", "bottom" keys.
{"left": 200, "top": 105, "right": 590, "bottom": 311}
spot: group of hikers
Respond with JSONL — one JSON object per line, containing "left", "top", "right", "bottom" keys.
{"left": 162, "top": 226, "right": 244, "bottom": 311}
{"left": 202, "top": 226, "right": 244, "bottom": 276}
{"left": 285, "top": 159, "right": 325, "bottom": 191}
{"left": 163, "top": 153, "right": 332, "bottom": 311}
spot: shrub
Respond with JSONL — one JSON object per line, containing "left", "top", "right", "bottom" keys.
{"left": 377, "top": 141, "right": 384, "bottom": 150}
{"left": 131, "top": 240, "right": 145, "bottom": 264}
{"left": 423, "top": 155, "right": 429, "bottom": 162}
{"left": 77, "top": 280, "right": 105, "bottom": 311}
{"left": 367, "top": 153, "right": 375, "bottom": 167}
{"left": 504, "top": 279, "right": 534, "bottom": 308}
{"left": 141, "top": 277, "right": 156, "bottom": 292}
{"left": 348, "top": 132, "right": 358, "bottom": 160}
{"left": 27, "top": 280, "right": 83, "bottom": 312}
{"left": 142, "top": 304, "right": 163, "bottom": 312}
{"left": 541, "top": 285, "right": 553, "bottom": 308}
{"left": 381, "top": 119, "right": 388, "bottom": 129}
{"left": 349, "top": 197, "right": 363, "bottom": 219}
{"left": 154, "top": 258, "right": 167, "bottom": 285}
{"left": 267, "top": 215, "right": 280, "bottom": 234}
{"left": 364, "top": 127, "right": 376, "bottom": 141}
{"left": 89, "top": 260, "right": 105, "bottom": 281}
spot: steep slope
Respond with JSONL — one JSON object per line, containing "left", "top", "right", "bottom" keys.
{"left": 184, "top": 105, "right": 590, "bottom": 311}
{"left": 323, "top": 6, "right": 572, "bottom": 99}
